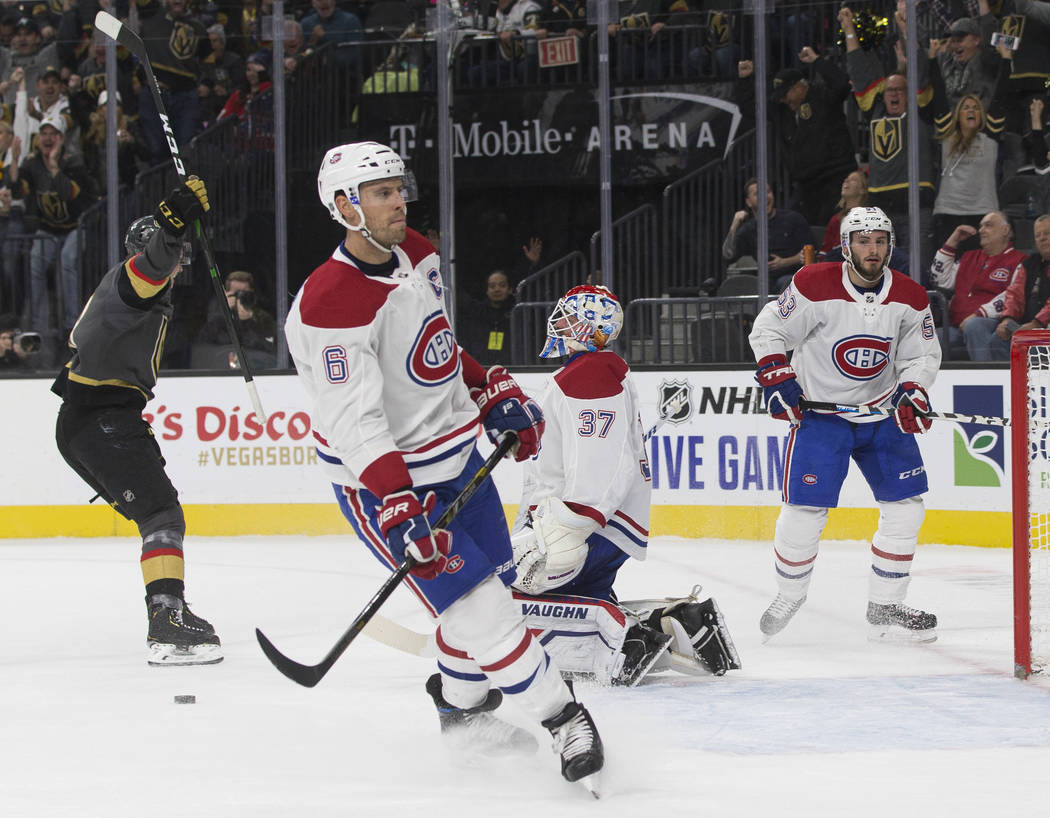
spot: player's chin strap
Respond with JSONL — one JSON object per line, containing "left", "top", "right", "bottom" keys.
{"left": 350, "top": 204, "right": 405, "bottom": 255}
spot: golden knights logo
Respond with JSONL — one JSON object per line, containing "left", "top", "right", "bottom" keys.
{"left": 1001, "top": 15, "right": 1025, "bottom": 39}
{"left": 658, "top": 379, "right": 693, "bottom": 425}
{"left": 871, "top": 116, "right": 902, "bottom": 162}
{"left": 37, "top": 191, "right": 71, "bottom": 225}
{"left": 169, "top": 22, "right": 199, "bottom": 60}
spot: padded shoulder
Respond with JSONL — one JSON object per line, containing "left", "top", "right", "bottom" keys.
{"left": 398, "top": 227, "right": 438, "bottom": 267}
{"left": 885, "top": 270, "right": 931, "bottom": 310}
{"left": 792, "top": 263, "right": 851, "bottom": 302}
{"left": 554, "top": 350, "right": 629, "bottom": 399}
{"left": 298, "top": 257, "right": 397, "bottom": 329}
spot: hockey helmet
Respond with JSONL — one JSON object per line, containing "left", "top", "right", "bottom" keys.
{"left": 124, "top": 215, "right": 160, "bottom": 256}
{"left": 840, "top": 206, "right": 895, "bottom": 267}
{"left": 316, "top": 141, "right": 416, "bottom": 233}
{"left": 540, "top": 284, "right": 624, "bottom": 359}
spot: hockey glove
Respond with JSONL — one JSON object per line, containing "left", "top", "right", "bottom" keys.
{"left": 155, "top": 176, "right": 210, "bottom": 237}
{"left": 377, "top": 490, "right": 451, "bottom": 581}
{"left": 755, "top": 354, "right": 804, "bottom": 423}
{"left": 891, "top": 381, "right": 932, "bottom": 435}
{"left": 469, "top": 365, "right": 545, "bottom": 461}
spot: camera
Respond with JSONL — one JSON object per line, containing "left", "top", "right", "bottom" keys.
{"left": 14, "top": 331, "right": 41, "bottom": 353}
{"left": 990, "top": 31, "right": 1020, "bottom": 50}
{"left": 232, "top": 289, "right": 256, "bottom": 308}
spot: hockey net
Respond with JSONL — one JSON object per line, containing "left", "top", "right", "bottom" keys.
{"left": 1012, "top": 331, "right": 1050, "bottom": 678}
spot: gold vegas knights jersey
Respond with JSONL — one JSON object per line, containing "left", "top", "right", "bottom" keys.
{"left": 749, "top": 262, "right": 941, "bottom": 422}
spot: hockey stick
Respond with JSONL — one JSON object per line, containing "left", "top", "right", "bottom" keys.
{"left": 94, "top": 11, "right": 267, "bottom": 423}
{"left": 643, "top": 389, "right": 689, "bottom": 441}
{"left": 362, "top": 613, "right": 434, "bottom": 657}
{"left": 256, "top": 432, "right": 518, "bottom": 687}
{"left": 799, "top": 398, "right": 1010, "bottom": 427}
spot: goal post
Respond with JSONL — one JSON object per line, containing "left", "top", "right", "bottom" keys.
{"left": 1011, "top": 329, "right": 1050, "bottom": 679}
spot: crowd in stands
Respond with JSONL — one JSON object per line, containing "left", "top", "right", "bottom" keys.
{"left": 0, "top": 0, "right": 1046, "bottom": 369}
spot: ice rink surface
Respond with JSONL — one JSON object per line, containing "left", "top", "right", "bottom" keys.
{"left": 2, "top": 534, "right": 1048, "bottom": 817}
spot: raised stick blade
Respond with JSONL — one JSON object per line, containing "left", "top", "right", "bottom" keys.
{"left": 93, "top": 11, "right": 122, "bottom": 40}
{"left": 255, "top": 628, "right": 325, "bottom": 688}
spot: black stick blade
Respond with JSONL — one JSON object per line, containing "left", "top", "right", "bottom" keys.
{"left": 255, "top": 628, "right": 329, "bottom": 688}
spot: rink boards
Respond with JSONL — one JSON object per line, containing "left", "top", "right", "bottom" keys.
{"left": 0, "top": 368, "right": 1013, "bottom": 546}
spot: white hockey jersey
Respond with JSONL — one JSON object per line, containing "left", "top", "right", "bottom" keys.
{"left": 749, "top": 262, "right": 941, "bottom": 421}
{"left": 515, "top": 350, "right": 651, "bottom": 559}
{"left": 285, "top": 229, "right": 480, "bottom": 492}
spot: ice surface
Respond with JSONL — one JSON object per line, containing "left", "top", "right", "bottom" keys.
{"left": 1, "top": 535, "right": 1047, "bottom": 817}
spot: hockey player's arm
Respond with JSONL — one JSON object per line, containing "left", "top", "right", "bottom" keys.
{"left": 893, "top": 299, "right": 942, "bottom": 390}
{"left": 748, "top": 280, "right": 816, "bottom": 361}
{"left": 118, "top": 230, "right": 183, "bottom": 305}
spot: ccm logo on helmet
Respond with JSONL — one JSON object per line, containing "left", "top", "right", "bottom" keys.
{"left": 832, "top": 335, "right": 892, "bottom": 380}
{"left": 407, "top": 311, "right": 459, "bottom": 386}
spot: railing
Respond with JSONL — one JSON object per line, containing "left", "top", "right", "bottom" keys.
{"left": 508, "top": 300, "right": 557, "bottom": 366}
{"left": 588, "top": 203, "right": 658, "bottom": 305}
{"left": 515, "top": 252, "right": 589, "bottom": 303}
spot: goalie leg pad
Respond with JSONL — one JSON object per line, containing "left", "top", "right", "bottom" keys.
{"left": 514, "top": 591, "right": 629, "bottom": 685}
{"left": 654, "top": 594, "right": 741, "bottom": 676}
{"left": 869, "top": 496, "right": 924, "bottom": 604}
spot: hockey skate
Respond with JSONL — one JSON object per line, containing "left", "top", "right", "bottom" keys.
{"left": 541, "top": 695, "right": 604, "bottom": 797}
{"left": 613, "top": 622, "right": 672, "bottom": 687}
{"left": 146, "top": 594, "right": 223, "bottom": 666}
{"left": 866, "top": 601, "right": 938, "bottom": 643}
{"left": 759, "top": 593, "right": 806, "bottom": 639}
{"left": 425, "top": 674, "right": 539, "bottom": 755}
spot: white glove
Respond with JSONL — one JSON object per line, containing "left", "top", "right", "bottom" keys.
{"left": 510, "top": 497, "right": 598, "bottom": 594}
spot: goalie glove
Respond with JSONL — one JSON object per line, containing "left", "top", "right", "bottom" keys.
{"left": 755, "top": 354, "right": 803, "bottom": 423}
{"left": 469, "top": 365, "right": 545, "bottom": 461}
{"left": 891, "top": 381, "right": 932, "bottom": 435}
{"left": 155, "top": 176, "right": 210, "bottom": 237}
{"left": 510, "top": 497, "right": 598, "bottom": 594}
{"left": 377, "top": 489, "right": 451, "bottom": 581}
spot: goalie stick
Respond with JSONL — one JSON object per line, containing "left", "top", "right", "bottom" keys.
{"left": 256, "top": 432, "right": 518, "bottom": 687}
{"left": 94, "top": 10, "right": 267, "bottom": 423}
{"left": 798, "top": 397, "right": 1010, "bottom": 427}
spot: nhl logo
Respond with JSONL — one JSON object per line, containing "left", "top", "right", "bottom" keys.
{"left": 657, "top": 379, "right": 693, "bottom": 425}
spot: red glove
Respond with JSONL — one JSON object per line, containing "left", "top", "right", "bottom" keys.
{"left": 469, "top": 366, "right": 545, "bottom": 461}
{"left": 377, "top": 490, "right": 451, "bottom": 580}
{"left": 892, "top": 382, "right": 932, "bottom": 435}
{"left": 755, "top": 354, "right": 804, "bottom": 423}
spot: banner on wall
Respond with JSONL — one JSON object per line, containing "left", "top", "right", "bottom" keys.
{"left": 0, "top": 369, "right": 1012, "bottom": 517}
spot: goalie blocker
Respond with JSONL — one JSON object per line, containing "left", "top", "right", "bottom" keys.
{"left": 516, "top": 586, "right": 740, "bottom": 685}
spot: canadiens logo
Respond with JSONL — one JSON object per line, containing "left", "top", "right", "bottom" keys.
{"left": 989, "top": 267, "right": 1011, "bottom": 283}
{"left": 802, "top": 474, "right": 817, "bottom": 485}
{"left": 832, "top": 335, "right": 892, "bottom": 380}
{"left": 406, "top": 311, "right": 459, "bottom": 386}
{"left": 445, "top": 554, "right": 464, "bottom": 573}
{"left": 329, "top": 152, "right": 342, "bottom": 164}
{"left": 427, "top": 268, "right": 442, "bottom": 299}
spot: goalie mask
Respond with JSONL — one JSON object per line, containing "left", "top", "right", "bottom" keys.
{"left": 540, "top": 285, "right": 624, "bottom": 359}
{"left": 316, "top": 141, "right": 418, "bottom": 252}
{"left": 840, "top": 206, "right": 895, "bottom": 268}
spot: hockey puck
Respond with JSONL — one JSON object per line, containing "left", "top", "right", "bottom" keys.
{"left": 174, "top": 694, "right": 196, "bottom": 704}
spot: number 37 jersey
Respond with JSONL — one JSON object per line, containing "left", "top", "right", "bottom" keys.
{"left": 749, "top": 262, "right": 942, "bottom": 419}
{"left": 518, "top": 350, "right": 651, "bottom": 560}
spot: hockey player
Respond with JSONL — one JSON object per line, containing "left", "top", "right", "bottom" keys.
{"left": 749, "top": 206, "right": 942, "bottom": 642}
{"left": 53, "top": 177, "right": 222, "bottom": 666}
{"left": 510, "top": 284, "right": 740, "bottom": 685}
{"left": 284, "top": 141, "right": 603, "bottom": 790}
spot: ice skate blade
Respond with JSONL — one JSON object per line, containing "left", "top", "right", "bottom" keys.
{"left": 147, "top": 642, "right": 224, "bottom": 666}
{"left": 867, "top": 625, "right": 937, "bottom": 644}
{"left": 577, "top": 772, "right": 601, "bottom": 799}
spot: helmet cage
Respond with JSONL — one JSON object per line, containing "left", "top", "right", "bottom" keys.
{"left": 540, "top": 285, "right": 623, "bottom": 359}
{"left": 840, "top": 206, "right": 895, "bottom": 268}
{"left": 124, "top": 215, "right": 160, "bottom": 257}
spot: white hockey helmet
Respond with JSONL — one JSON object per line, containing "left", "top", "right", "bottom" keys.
{"left": 316, "top": 141, "right": 415, "bottom": 242}
{"left": 840, "top": 206, "right": 895, "bottom": 266}
{"left": 540, "top": 284, "right": 624, "bottom": 359}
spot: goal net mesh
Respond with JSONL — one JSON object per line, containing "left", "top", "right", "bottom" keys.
{"left": 1023, "top": 344, "right": 1050, "bottom": 675}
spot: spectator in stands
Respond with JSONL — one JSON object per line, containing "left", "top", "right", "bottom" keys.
{"left": 722, "top": 177, "right": 812, "bottom": 291}
{"left": 930, "top": 211, "right": 1027, "bottom": 360}
{"left": 18, "top": 112, "right": 98, "bottom": 340}
{"left": 458, "top": 269, "right": 517, "bottom": 366}
{"left": 5, "top": 17, "right": 59, "bottom": 107}
{"left": 935, "top": 15, "right": 999, "bottom": 111}
{"left": 196, "top": 270, "right": 276, "bottom": 368}
{"left": 1024, "top": 96, "right": 1049, "bottom": 172}
{"left": 607, "top": 0, "right": 666, "bottom": 82}
{"left": 71, "top": 31, "right": 138, "bottom": 122}
{"left": 737, "top": 50, "right": 856, "bottom": 226}
{"left": 841, "top": 5, "right": 941, "bottom": 268}
{"left": 0, "top": 312, "right": 32, "bottom": 370}
{"left": 0, "top": 12, "right": 16, "bottom": 49}
{"left": 217, "top": 50, "right": 273, "bottom": 133}
{"left": 137, "top": 0, "right": 209, "bottom": 165}
{"left": 686, "top": 5, "right": 737, "bottom": 79}
{"left": 984, "top": 214, "right": 1050, "bottom": 359}
{"left": 931, "top": 88, "right": 1007, "bottom": 250}
{"left": 200, "top": 24, "right": 245, "bottom": 128}
{"left": 467, "top": 0, "right": 547, "bottom": 87}
{"left": 300, "top": 0, "right": 364, "bottom": 68}
{"left": 820, "top": 169, "right": 868, "bottom": 257}
{"left": 81, "top": 91, "right": 149, "bottom": 191}
{"left": 22, "top": 65, "right": 76, "bottom": 153}
{"left": 0, "top": 120, "right": 23, "bottom": 317}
